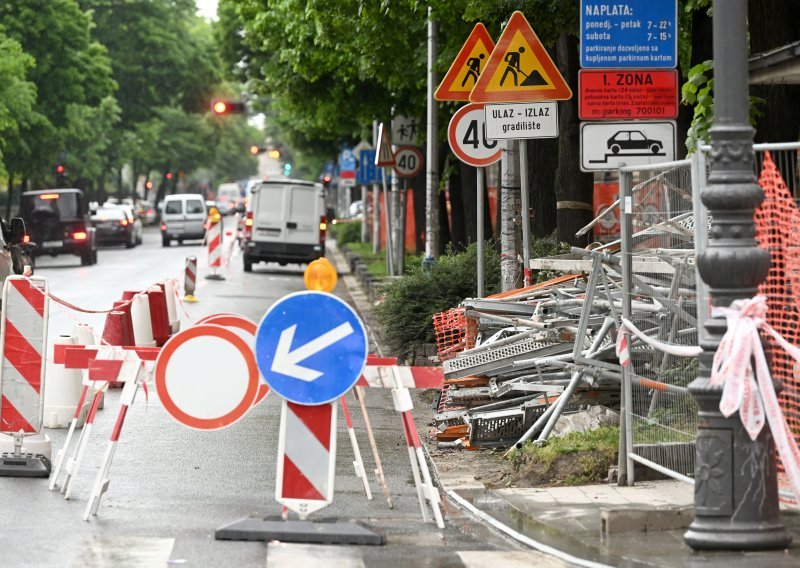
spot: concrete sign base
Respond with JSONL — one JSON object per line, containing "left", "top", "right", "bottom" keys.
{"left": 215, "top": 517, "right": 385, "bottom": 545}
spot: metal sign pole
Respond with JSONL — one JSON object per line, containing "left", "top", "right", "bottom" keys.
{"left": 372, "top": 183, "right": 380, "bottom": 254}
{"left": 477, "top": 167, "right": 485, "bottom": 297}
{"left": 381, "top": 167, "right": 395, "bottom": 275}
{"left": 519, "top": 139, "right": 532, "bottom": 287}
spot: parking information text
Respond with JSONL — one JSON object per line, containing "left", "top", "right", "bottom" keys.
{"left": 580, "top": 1, "right": 677, "bottom": 68}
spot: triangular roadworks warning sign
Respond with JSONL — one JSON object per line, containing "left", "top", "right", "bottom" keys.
{"left": 375, "top": 123, "right": 395, "bottom": 167}
{"left": 435, "top": 23, "right": 495, "bottom": 101}
{"left": 470, "top": 11, "right": 572, "bottom": 103}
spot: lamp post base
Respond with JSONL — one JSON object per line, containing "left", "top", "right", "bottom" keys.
{"left": 685, "top": 520, "right": 792, "bottom": 551}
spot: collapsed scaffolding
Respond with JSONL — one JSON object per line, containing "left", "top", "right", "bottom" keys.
{"left": 431, "top": 143, "right": 800, "bottom": 490}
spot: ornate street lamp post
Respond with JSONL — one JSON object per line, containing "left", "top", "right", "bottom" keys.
{"left": 684, "top": 0, "right": 792, "bottom": 550}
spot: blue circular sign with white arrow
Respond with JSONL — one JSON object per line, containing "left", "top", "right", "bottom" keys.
{"left": 255, "top": 291, "right": 368, "bottom": 405}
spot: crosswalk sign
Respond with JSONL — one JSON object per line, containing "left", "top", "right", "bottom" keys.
{"left": 470, "top": 11, "right": 572, "bottom": 103}
{"left": 375, "top": 123, "right": 395, "bottom": 167}
{"left": 435, "top": 23, "right": 495, "bottom": 101}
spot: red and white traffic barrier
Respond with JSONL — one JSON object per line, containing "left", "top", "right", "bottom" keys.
{"left": 184, "top": 256, "right": 198, "bottom": 301}
{"left": 0, "top": 277, "right": 49, "bottom": 435}
{"left": 340, "top": 395, "right": 372, "bottom": 500}
{"left": 391, "top": 378, "right": 444, "bottom": 528}
{"left": 84, "top": 359, "right": 147, "bottom": 521}
{"left": 0, "top": 277, "right": 52, "bottom": 473}
{"left": 276, "top": 401, "right": 337, "bottom": 519}
{"left": 206, "top": 222, "right": 224, "bottom": 280}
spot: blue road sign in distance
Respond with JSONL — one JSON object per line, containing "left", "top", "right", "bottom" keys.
{"left": 357, "top": 150, "right": 391, "bottom": 185}
{"left": 256, "top": 291, "right": 368, "bottom": 405}
{"left": 357, "top": 149, "right": 377, "bottom": 185}
{"left": 340, "top": 148, "right": 357, "bottom": 172}
{"left": 580, "top": 0, "right": 677, "bottom": 68}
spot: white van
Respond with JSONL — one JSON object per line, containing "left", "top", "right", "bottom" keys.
{"left": 242, "top": 179, "right": 326, "bottom": 271}
{"left": 160, "top": 193, "right": 207, "bottom": 247}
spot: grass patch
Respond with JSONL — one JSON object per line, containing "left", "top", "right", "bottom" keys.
{"left": 508, "top": 426, "right": 619, "bottom": 487}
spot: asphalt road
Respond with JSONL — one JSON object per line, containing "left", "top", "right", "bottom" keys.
{"left": 0, "top": 223, "right": 522, "bottom": 567}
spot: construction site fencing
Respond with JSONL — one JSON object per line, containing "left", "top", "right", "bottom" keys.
{"left": 618, "top": 158, "right": 699, "bottom": 485}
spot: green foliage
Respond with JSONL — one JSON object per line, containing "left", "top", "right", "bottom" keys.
{"left": 376, "top": 242, "right": 501, "bottom": 358}
{"left": 530, "top": 234, "right": 571, "bottom": 283}
{"left": 332, "top": 221, "right": 362, "bottom": 247}
{"left": 681, "top": 60, "right": 766, "bottom": 153}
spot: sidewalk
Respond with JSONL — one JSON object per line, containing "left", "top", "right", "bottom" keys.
{"left": 329, "top": 240, "right": 800, "bottom": 567}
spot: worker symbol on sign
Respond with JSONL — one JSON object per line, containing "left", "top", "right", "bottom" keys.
{"left": 500, "top": 47, "right": 546, "bottom": 87}
{"left": 461, "top": 53, "right": 485, "bottom": 87}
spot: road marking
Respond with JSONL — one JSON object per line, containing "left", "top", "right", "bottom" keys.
{"left": 266, "top": 543, "right": 364, "bottom": 567}
{"left": 458, "top": 550, "right": 573, "bottom": 568}
{"left": 71, "top": 537, "right": 174, "bottom": 567}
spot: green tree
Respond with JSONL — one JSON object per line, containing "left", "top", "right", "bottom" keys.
{"left": 0, "top": 0, "right": 116, "bottom": 189}
{"left": 0, "top": 34, "right": 37, "bottom": 179}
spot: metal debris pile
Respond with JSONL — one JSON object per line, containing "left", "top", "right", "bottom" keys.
{"left": 432, "top": 227, "right": 698, "bottom": 452}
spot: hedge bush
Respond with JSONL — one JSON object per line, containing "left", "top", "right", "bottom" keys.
{"left": 332, "top": 220, "right": 361, "bottom": 247}
{"left": 376, "top": 242, "right": 501, "bottom": 359}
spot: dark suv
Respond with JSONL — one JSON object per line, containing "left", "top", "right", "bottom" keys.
{"left": 19, "top": 189, "right": 97, "bottom": 266}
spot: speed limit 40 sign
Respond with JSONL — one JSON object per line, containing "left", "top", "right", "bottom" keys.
{"left": 393, "top": 146, "right": 424, "bottom": 178}
{"left": 448, "top": 103, "right": 501, "bottom": 166}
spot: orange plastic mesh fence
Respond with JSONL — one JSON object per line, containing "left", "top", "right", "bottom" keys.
{"left": 754, "top": 150, "right": 800, "bottom": 503}
{"left": 432, "top": 307, "right": 478, "bottom": 361}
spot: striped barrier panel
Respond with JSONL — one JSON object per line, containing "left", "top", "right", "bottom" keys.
{"left": 0, "top": 276, "right": 49, "bottom": 434}
{"left": 276, "top": 400, "right": 337, "bottom": 519}
{"left": 207, "top": 222, "right": 222, "bottom": 268}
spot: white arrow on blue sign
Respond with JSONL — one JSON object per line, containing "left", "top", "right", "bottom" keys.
{"left": 255, "top": 291, "right": 368, "bottom": 405}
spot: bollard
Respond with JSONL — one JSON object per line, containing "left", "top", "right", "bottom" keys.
{"left": 206, "top": 221, "right": 225, "bottom": 281}
{"left": 184, "top": 256, "right": 198, "bottom": 302}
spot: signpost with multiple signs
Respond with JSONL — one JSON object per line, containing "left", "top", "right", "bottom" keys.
{"left": 579, "top": 0, "right": 679, "bottom": 177}
{"left": 580, "top": 0, "right": 678, "bottom": 68}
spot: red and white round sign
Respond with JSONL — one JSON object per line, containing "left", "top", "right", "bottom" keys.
{"left": 448, "top": 103, "right": 502, "bottom": 167}
{"left": 393, "top": 146, "right": 424, "bottom": 178}
{"left": 155, "top": 324, "right": 259, "bottom": 430}
{"left": 201, "top": 314, "right": 269, "bottom": 407}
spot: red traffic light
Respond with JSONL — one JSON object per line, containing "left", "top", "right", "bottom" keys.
{"left": 211, "top": 99, "right": 246, "bottom": 115}
{"left": 56, "top": 165, "right": 65, "bottom": 174}
{"left": 166, "top": 172, "right": 174, "bottom": 180}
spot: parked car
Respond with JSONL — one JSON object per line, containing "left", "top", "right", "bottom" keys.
{"left": 136, "top": 200, "right": 157, "bottom": 225}
{"left": 216, "top": 182, "right": 244, "bottom": 215}
{"left": 115, "top": 204, "right": 143, "bottom": 245}
{"left": 161, "top": 193, "right": 207, "bottom": 246}
{"left": 242, "top": 179, "right": 326, "bottom": 271}
{"left": 607, "top": 130, "right": 663, "bottom": 155}
{"left": 18, "top": 189, "right": 97, "bottom": 265}
{"left": 92, "top": 206, "right": 137, "bottom": 248}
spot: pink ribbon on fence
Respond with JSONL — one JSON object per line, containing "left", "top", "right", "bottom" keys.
{"left": 711, "top": 295, "right": 800, "bottom": 502}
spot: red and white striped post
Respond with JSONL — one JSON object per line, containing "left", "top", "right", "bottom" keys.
{"left": 387, "top": 366, "right": 444, "bottom": 528}
{"left": 206, "top": 221, "right": 225, "bottom": 281}
{"left": 340, "top": 395, "right": 372, "bottom": 500}
{"left": 84, "top": 359, "right": 145, "bottom": 521}
{"left": 183, "top": 256, "right": 198, "bottom": 302}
